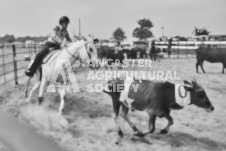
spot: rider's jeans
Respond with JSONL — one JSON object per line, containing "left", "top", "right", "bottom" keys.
{"left": 29, "top": 42, "right": 60, "bottom": 74}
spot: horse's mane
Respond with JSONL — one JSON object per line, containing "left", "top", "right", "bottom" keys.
{"left": 67, "top": 40, "right": 86, "bottom": 50}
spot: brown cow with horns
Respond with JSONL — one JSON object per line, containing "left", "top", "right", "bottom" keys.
{"left": 103, "top": 77, "right": 214, "bottom": 137}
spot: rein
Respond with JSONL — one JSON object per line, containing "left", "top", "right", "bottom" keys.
{"left": 65, "top": 41, "right": 91, "bottom": 61}
{"left": 65, "top": 47, "right": 79, "bottom": 60}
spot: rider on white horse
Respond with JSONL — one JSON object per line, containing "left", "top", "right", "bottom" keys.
{"left": 25, "top": 16, "right": 72, "bottom": 77}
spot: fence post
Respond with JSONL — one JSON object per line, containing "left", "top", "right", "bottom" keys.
{"left": 12, "top": 44, "right": 18, "bottom": 85}
{"left": 186, "top": 41, "right": 188, "bottom": 58}
{"left": 1, "top": 47, "right": 6, "bottom": 87}
{"left": 33, "top": 42, "right": 36, "bottom": 54}
{"left": 177, "top": 41, "right": 179, "bottom": 58}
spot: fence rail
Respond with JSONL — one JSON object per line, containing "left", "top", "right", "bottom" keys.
{"left": 0, "top": 41, "right": 226, "bottom": 88}
{"left": 0, "top": 44, "right": 39, "bottom": 88}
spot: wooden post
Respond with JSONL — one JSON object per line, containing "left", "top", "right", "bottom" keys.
{"left": 186, "top": 41, "right": 188, "bottom": 58}
{"left": 12, "top": 44, "right": 18, "bottom": 85}
{"left": 34, "top": 42, "right": 36, "bottom": 53}
{"left": 1, "top": 47, "right": 6, "bottom": 88}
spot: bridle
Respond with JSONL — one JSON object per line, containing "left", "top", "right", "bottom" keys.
{"left": 65, "top": 41, "right": 92, "bottom": 60}
{"left": 84, "top": 42, "right": 92, "bottom": 59}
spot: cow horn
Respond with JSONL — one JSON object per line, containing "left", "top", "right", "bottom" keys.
{"left": 192, "top": 78, "right": 199, "bottom": 87}
{"left": 193, "top": 78, "right": 198, "bottom": 83}
{"left": 184, "top": 80, "right": 191, "bottom": 86}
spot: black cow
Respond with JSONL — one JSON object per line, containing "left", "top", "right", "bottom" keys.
{"left": 136, "top": 47, "right": 147, "bottom": 58}
{"left": 97, "top": 46, "right": 114, "bottom": 60}
{"left": 98, "top": 46, "right": 125, "bottom": 69}
{"left": 128, "top": 48, "right": 137, "bottom": 59}
{"left": 196, "top": 46, "right": 226, "bottom": 74}
{"left": 103, "top": 77, "right": 214, "bottom": 137}
{"left": 106, "top": 50, "right": 124, "bottom": 69}
{"left": 149, "top": 47, "right": 160, "bottom": 61}
{"left": 124, "top": 47, "right": 145, "bottom": 59}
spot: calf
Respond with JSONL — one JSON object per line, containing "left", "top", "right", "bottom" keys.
{"left": 103, "top": 77, "right": 214, "bottom": 137}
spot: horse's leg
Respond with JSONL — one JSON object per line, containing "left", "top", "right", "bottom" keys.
{"left": 25, "top": 77, "right": 32, "bottom": 98}
{"left": 57, "top": 86, "right": 66, "bottom": 116}
{"left": 159, "top": 114, "right": 173, "bottom": 134}
{"left": 26, "top": 70, "right": 41, "bottom": 102}
{"left": 25, "top": 60, "right": 36, "bottom": 97}
{"left": 38, "top": 78, "right": 47, "bottom": 105}
{"left": 26, "top": 82, "right": 41, "bottom": 103}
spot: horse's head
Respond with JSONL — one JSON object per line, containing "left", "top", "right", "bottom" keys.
{"left": 72, "top": 36, "right": 99, "bottom": 69}
{"left": 84, "top": 40, "right": 100, "bottom": 69}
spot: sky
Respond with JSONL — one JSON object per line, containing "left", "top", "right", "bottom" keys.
{"left": 0, "top": 0, "right": 225, "bottom": 39}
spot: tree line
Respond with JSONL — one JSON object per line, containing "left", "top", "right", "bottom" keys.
{"left": 0, "top": 34, "right": 48, "bottom": 44}
{"left": 1, "top": 19, "right": 211, "bottom": 44}
{"left": 112, "top": 18, "right": 211, "bottom": 42}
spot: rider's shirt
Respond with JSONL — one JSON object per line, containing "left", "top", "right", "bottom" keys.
{"left": 61, "top": 29, "right": 72, "bottom": 42}
{"left": 48, "top": 33, "right": 63, "bottom": 45}
{"left": 47, "top": 28, "right": 72, "bottom": 49}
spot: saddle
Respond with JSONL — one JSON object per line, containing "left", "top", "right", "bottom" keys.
{"left": 42, "top": 49, "right": 61, "bottom": 64}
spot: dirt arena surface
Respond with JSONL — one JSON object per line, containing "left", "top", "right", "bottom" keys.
{"left": 0, "top": 58, "right": 226, "bottom": 151}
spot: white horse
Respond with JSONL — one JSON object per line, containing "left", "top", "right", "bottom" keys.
{"left": 25, "top": 37, "right": 99, "bottom": 115}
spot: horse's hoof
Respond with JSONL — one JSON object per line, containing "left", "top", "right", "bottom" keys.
{"left": 38, "top": 97, "right": 43, "bottom": 105}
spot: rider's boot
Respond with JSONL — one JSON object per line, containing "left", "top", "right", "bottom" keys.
{"left": 25, "top": 69, "right": 35, "bottom": 77}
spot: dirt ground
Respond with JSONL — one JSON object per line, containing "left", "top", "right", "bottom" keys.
{"left": 0, "top": 58, "right": 226, "bottom": 151}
